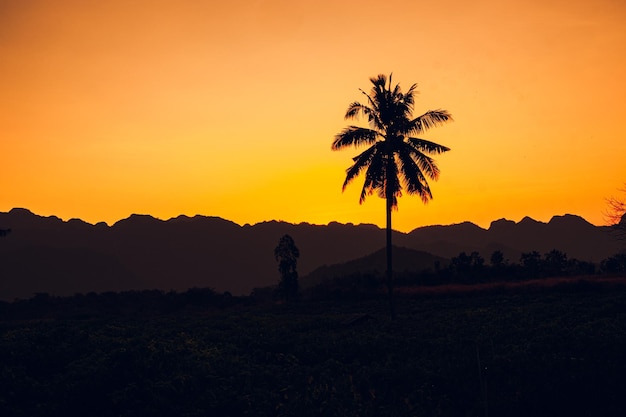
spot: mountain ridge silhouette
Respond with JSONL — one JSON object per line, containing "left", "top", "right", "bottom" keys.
{"left": 0, "top": 208, "right": 621, "bottom": 300}
{"left": 301, "top": 246, "right": 449, "bottom": 289}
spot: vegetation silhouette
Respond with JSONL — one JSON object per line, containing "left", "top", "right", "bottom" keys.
{"left": 275, "top": 234, "right": 300, "bottom": 302}
{"left": 0, "top": 228, "right": 10, "bottom": 237}
{"left": 332, "top": 73, "right": 451, "bottom": 318}
{"left": 601, "top": 252, "right": 626, "bottom": 274}
{"left": 2, "top": 283, "right": 626, "bottom": 416}
{"left": 605, "top": 183, "right": 626, "bottom": 240}
{"left": 307, "top": 247, "right": 607, "bottom": 297}
{"left": 490, "top": 249, "right": 505, "bottom": 269}
{"left": 1, "top": 208, "right": 622, "bottom": 300}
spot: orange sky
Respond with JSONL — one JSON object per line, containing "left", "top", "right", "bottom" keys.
{"left": 1, "top": 0, "right": 625, "bottom": 232}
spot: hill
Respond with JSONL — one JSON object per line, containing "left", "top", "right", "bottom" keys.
{"left": 0, "top": 208, "right": 622, "bottom": 299}
{"left": 301, "top": 246, "right": 448, "bottom": 288}
{"left": 397, "top": 214, "right": 621, "bottom": 262}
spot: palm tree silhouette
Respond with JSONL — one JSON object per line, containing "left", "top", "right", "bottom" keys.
{"left": 332, "top": 74, "right": 452, "bottom": 318}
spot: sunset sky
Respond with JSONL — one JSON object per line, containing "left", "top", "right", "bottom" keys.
{"left": 1, "top": 0, "right": 625, "bottom": 232}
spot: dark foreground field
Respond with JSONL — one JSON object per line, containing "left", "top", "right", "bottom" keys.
{"left": 2, "top": 280, "right": 626, "bottom": 416}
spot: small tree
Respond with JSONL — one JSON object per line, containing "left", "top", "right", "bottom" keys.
{"left": 544, "top": 249, "right": 568, "bottom": 276}
{"left": 601, "top": 253, "right": 626, "bottom": 274}
{"left": 520, "top": 251, "right": 542, "bottom": 278}
{"left": 605, "top": 184, "right": 626, "bottom": 240}
{"left": 274, "top": 234, "right": 300, "bottom": 302}
{"left": 490, "top": 250, "right": 505, "bottom": 268}
{"left": 450, "top": 251, "right": 484, "bottom": 283}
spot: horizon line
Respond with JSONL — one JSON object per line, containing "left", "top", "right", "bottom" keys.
{"left": 0, "top": 207, "right": 600, "bottom": 232}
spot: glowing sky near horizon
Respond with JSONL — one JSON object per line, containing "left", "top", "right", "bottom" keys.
{"left": 1, "top": 0, "right": 625, "bottom": 232}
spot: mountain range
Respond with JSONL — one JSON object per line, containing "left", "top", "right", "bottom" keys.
{"left": 0, "top": 208, "right": 622, "bottom": 300}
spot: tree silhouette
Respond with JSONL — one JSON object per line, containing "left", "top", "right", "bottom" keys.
{"left": 544, "top": 249, "right": 568, "bottom": 276}
{"left": 520, "top": 251, "right": 542, "bottom": 278}
{"left": 0, "top": 229, "right": 10, "bottom": 237}
{"left": 274, "top": 234, "right": 300, "bottom": 302}
{"left": 601, "top": 253, "right": 626, "bottom": 274}
{"left": 490, "top": 250, "right": 505, "bottom": 268}
{"left": 450, "top": 251, "right": 484, "bottom": 282}
{"left": 605, "top": 184, "right": 626, "bottom": 240}
{"left": 332, "top": 73, "right": 451, "bottom": 318}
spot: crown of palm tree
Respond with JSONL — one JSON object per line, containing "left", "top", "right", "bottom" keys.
{"left": 332, "top": 74, "right": 451, "bottom": 209}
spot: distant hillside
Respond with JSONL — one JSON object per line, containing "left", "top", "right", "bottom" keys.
{"left": 0, "top": 209, "right": 388, "bottom": 300}
{"left": 397, "top": 214, "right": 622, "bottom": 262}
{"left": 0, "top": 208, "right": 622, "bottom": 300}
{"left": 301, "top": 246, "right": 448, "bottom": 288}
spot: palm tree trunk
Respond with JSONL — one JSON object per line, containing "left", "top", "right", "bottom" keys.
{"left": 386, "top": 193, "right": 396, "bottom": 320}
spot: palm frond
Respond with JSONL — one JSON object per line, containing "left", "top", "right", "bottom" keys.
{"left": 406, "top": 137, "right": 451, "bottom": 155}
{"left": 342, "top": 146, "right": 377, "bottom": 191}
{"left": 397, "top": 148, "right": 433, "bottom": 203}
{"left": 404, "top": 83, "right": 418, "bottom": 100}
{"left": 345, "top": 102, "right": 372, "bottom": 120}
{"left": 359, "top": 167, "right": 377, "bottom": 204}
{"left": 417, "top": 154, "right": 440, "bottom": 180}
{"left": 332, "top": 126, "right": 378, "bottom": 150}
{"left": 370, "top": 74, "right": 388, "bottom": 90}
{"left": 359, "top": 171, "right": 375, "bottom": 204}
{"left": 377, "top": 157, "right": 401, "bottom": 208}
{"left": 409, "top": 110, "right": 453, "bottom": 134}
{"left": 333, "top": 74, "right": 451, "bottom": 208}
{"left": 358, "top": 147, "right": 386, "bottom": 204}
{"left": 402, "top": 142, "right": 440, "bottom": 180}
{"left": 392, "top": 83, "right": 402, "bottom": 99}
{"left": 354, "top": 90, "right": 384, "bottom": 129}
{"left": 359, "top": 89, "right": 378, "bottom": 112}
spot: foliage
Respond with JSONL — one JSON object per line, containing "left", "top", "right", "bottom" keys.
{"left": 331, "top": 74, "right": 452, "bottom": 207}
{"left": 308, "top": 248, "right": 608, "bottom": 291}
{"left": 275, "top": 234, "right": 300, "bottom": 302}
{"left": 520, "top": 250, "right": 542, "bottom": 277}
{"left": 2, "top": 287, "right": 626, "bottom": 416}
{"left": 601, "top": 253, "right": 626, "bottom": 274}
{"left": 490, "top": 250, "right": 505, "bottom": 268}
{"left": 0, "top": 289, "right": 244, "bottom": 320}
{"left": 449, "top": 251, "right": 484, "bottom": 283}
{"left": 604, "top": 183, "right": 626, "bottom": 240}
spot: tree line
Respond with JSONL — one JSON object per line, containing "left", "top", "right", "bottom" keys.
{"left": 309, "top": 249, "right": 626, "bottom": 297}
{"left": 1, "top": 248, "right": 625, "bottom": 319}
{"left": 412, "top": 248, "right": 626, "bottom": 285}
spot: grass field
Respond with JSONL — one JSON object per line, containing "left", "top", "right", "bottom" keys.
{"left": 1, "top": 278, "right": 626, "bottom": 416}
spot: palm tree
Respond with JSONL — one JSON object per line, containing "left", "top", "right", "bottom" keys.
{"left": 332, "top": 73, "right": 452, "bottom": 319}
